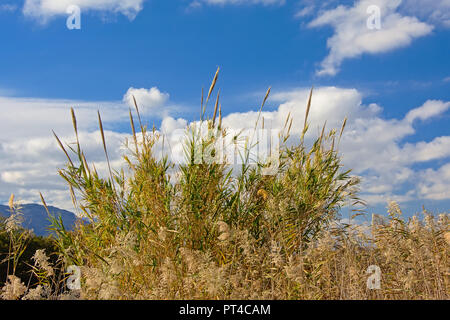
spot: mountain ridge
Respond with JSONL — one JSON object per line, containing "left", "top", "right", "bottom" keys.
{"left": 0, "top": 203, "right": 78, "bottom": 237}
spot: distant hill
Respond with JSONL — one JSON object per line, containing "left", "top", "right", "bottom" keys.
{"left": 0, "top": 203, "right": 78, "bottom": 237}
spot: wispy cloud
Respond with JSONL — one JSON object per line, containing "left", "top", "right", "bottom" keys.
{"left": 22, "top": 0, "right": 145, "bottom": 21}
{"left": 401, "top": 0, "right": 450, "bottom": 28}
{"left": 188, "top": 0, "right": 285, "bottom": 8}
{"left": 0, "top": 4, "right": 18, "bottom": 12}
{"left": 307, "top": 0, "right": 433, "bottom": 76}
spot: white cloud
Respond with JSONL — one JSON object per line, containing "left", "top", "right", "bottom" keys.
{"left": 123, "top": 87, "right": 170, "bottom": 115}
{"left": 0, "top": 129, "right": 129, "bottom": 211}
{"left": 0, "top": 86, "right": 171, "bottom": 210}
{"left": 401, "top": 0, "right": 450, "bottom": 27}
{"left": 0, "top": 96, "right": 126, "bottom": 141}
{"left": 23, "top": 0, "right": 145, "bottom": 20}
{"left": 193, "top": 87, "right": 450, "bottom": 205}
{"left": 160, "top": 117, "right": 188, "bottom": 133}
{"left": 308, "top": 0, "right": 433, "bottom": 76}
{"left": 418, "top": 163, "right": 450, "bottom": 200}
{"left": 192, "top": 0, "right": 285, "bottom": 6}
{"left": 295, "top": 5, "right": 315, "bottom": 18}
{"left": 1, "top": 86, "right": 449, "bottom": 211}
{"left": 405, "top": 100, "right": 450, "bottom": 123}
{"left": 401, "top": 137, "right": 450, "bottom": 163}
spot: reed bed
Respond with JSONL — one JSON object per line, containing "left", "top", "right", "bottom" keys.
{"left": 1, "top": 69, "right": 448, "bottom": 300}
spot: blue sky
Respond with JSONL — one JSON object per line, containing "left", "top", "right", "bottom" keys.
{"left": 0, "top": 0, "right": 449, "bottom": 217}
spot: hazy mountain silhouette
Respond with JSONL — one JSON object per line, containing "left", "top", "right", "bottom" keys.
{"left": 0, "top": 203, "right": 78, "bottom": 237}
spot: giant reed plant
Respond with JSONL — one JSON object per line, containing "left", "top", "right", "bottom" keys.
{"left": 42, "top": 69, "right": 365, "bottom": 298}
{"left": 2, "top": 69, "right": 445, "bottom": 300}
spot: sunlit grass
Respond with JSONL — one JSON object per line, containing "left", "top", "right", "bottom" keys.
{"left": 1, "top": 69, "right": 448, "bottom": 300}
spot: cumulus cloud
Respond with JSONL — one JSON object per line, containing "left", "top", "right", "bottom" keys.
{"left": 276, "top": 94, "right": 450, "bottom": 205}
{"left": 418, "top": 163, "right": 450, "bottom": 200}
{"left": 1, "top": 86, "right": 449, "bottom": 211}
{"left": 182, "top": 87, "right": 450, "bottom": 206}
{"left": 159, "top": 88, "right": 450, "bottom": 207}
{"left": 0, "top": 127, "right": 130, "bottom": 211}
{"left": 22, "top": 0, "right": 145, "bottom": 20}
{"left": 123, "top": 87, "right": 170, "bottom": 115}
{"left": 308, "top": 0, "right": 433, "bottom": 76}
{"left": 0, "top": 86, "right": 171, "bottom": 210}
{"left": 0, "top": 97, "right": 129, "bottom": 210}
